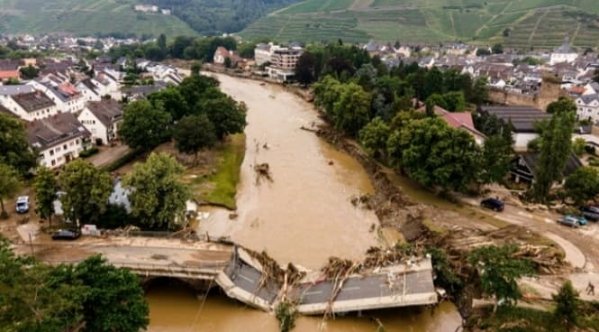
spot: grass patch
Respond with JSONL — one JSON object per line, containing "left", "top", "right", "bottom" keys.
{"left": 469, "top": 303, "right": 599, "bottom": 332}
{"left": 188, "top": 134, "right": 246, "bottom": 210}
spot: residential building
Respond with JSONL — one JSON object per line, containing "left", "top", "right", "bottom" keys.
{"left": 576, "top": 94, "right": 599, "bottom": 124}
{"left": 0, "top": 59, "right": 20, "bottom": 82}
{"left": 78, "top": 99, "right": 123, "bottom": 145}
{"left": 417, "top": 103, "right": 486, "bottom": 145}
{"left": 214, "top": 47, "right": 230, "bottom": 65}
{"left": 27, "top": 113, "right": 90, "bottom": 169}
{"left": 549, "top": 37, "right": 578, "bottom": 65}
{"left": 7, "top": 91, "right": 58, "bottom": 121}
{"left": 478, "top": 105, "right": 552, "bottom": 151}
{"left": 28, "top": 81, "right": 85, "bottom": 114}
{"left": 266, "top": 47, "right": 303, "bottom": 82}
{"left": 0, "top": 85, "right": 36, "bottom": 115}
{"left": 511, "top": 152, "right": 582, "bottom": 184}
{"left": 76, "top": 78, "right": 103, "bottom": 102}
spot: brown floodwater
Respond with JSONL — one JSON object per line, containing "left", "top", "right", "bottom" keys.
{"left": 148, "top": 73, "right": 462, "bottom": 331}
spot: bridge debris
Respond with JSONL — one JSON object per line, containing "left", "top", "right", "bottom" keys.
{"left": 254, "top": 163, "right": 273, "bottom": 184}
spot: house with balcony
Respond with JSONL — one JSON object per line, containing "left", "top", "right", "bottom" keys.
{"left": 78, "top": 99, "right": 123, "bottom": 145}
{"left": 27, "top": 113, "right": 90, "bottom": 169}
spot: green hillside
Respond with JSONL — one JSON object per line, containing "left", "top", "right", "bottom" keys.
{"left": 241, "top": 0, "right": 599, "bottom": 49}
{"left": 0, "top": 0, "right": 197, "bottom": 37}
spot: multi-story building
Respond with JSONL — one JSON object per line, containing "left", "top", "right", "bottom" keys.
{"left": 576, "top": 94, "right": 599, "bottom": 124}
{"left": 7, "top": 91, "right": 58, "bottom": 121}
{"left": 27, "top": 112, "right": 91, "bottom": 169}
{"left": 78, "top": 99, "right": 123, "bottom": 145}
{"left": 263, "top": 46, "right": 303, "bottom": 82}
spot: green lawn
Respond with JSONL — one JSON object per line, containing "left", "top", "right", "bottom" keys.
{"left": 187, "top": 134, "right": 246, "bottom": 210}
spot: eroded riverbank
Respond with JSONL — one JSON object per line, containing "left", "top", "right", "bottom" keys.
{"left": 148, "top": 73, "right": 461, "bottom": 331}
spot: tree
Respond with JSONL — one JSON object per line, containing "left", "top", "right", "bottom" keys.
{"left": 295, "top": 52, "right": 316, "bottom": 87}
{"left": 492, "top": 43, "right": 504, "bottom": 54}
{"left": 72, "top": 256, "right": 149, "bottom": 332}
{"left": 123, "top": 153, "right": 190, "bottom": 231}
{"left": 0, "top": 113, "right": 37, "bottom": 176}
{"left": 468, "top": 245, "right": 534, "bottom": 312}
{"left": 359, "top": 117, "right": 390, "bottom": 160}
{"left": 476, "top": 48, "right": 491, "bottom": 56}
{"left": 0, "top": 163, "right": 20, "bottom": 219}
{"left": 572, "top": 137, "right": 586, "bottom": 156}
{"left": 552, "top": 280, "right": 579, "bottom": 329}
{"left": 34, "top": 166, "right": 58, "bottom": 224}
{"left": 480, "top": 129, "right": 513, "bottom": 184}
{"left": 442, "top": 91, "right": 466, "bottom": 112}
{"left": 333, "top": 82, "right": 372, "bottom": 137}
{"left": 198, "top": 96, "right": 247, "bottom": 140}
{"left": 148, "top": 87, "right": 190, "bottom": 121}
{"left": 19, "top": 65, "right": 39, "bottom": 79}
{"left": 532, "top": 98, "right": 577, "bottom": 202}
{"left": 393, "top": 118, "right": 481, "bottom": 192}
{"left": 119, "top": 100, "right": 172, "bottom": 151}
{"left": 471, "top": 77, "right": 489, "bottom": 106}
{"left": 564, "top": 167, "right": 599, "bottom": 205}
{"left": 173, "top": 114, "right": 217, "bottom": 157}
{"left": 58, "top": 160, "right": 112, "bottom": 225}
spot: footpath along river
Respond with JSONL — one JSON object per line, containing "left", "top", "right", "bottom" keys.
{"left": 147, "top": 73, "right": 462, "bottom": 331}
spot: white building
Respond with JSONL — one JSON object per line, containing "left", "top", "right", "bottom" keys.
{"left": 27, "top": 113, "right": 90, "bottom": 169}
{"left": 576, "top": 94, "right": 599, "bottom": 124}
{"left": 0, "top": 85, "right": 37, "bottom": 116}
{"left": 78, "top": 100, "right": 123, "bottom": 145}
{"left": 258, "top": 45, "right": 303, "bottom": 82}
{"left": 549, "top": 37, "right": 578, "bottom": 65}
{"left": 6, "top": 91, "right": 59, "bottom": 121}
{"left": 76, "top": 78, "right": 103, "bottom": 102}
{"left": 28, "top": 80, "right": 85, "bottom": 114}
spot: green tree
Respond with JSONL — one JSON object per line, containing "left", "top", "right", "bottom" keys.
{"left": 468, "top": 245, "right": 534, "bottom": 312}
{"left": 148, "top": 87, "right": 190, "bottom": 121}
{"left": 492, "top": 43, "right": 504, "bottom": 54}
{"left": 425, "top": 93, "right": 448, "bottom": 112}
{"left": 173, "top": 114, "right": 217, "bottom": 158}
{"left": 123, "top": 153, "right": 190, "bottom": 231}
{"left": 34, "top": 166, "right": 58, "bottom": 224}
{"left": 295, "top": 52, "right": 316, "bottom": 87}
{"left": 394, "top": 118, "right": 481, "bottom": 192}
{"left": 119, "top": 100, "right": 172, "bottom": 151}
{"left": 0, "top": 240, "right": 86, "bottom": 331}
{"left": 359, "top": 117, "right": 390, "bottom": 159}
{"left": 58, "top": 160, "right": 112, "bottom": 225}
{"left": 552, "top": 280, "right": 579, "bottom": 329}
{"left": 532, "top": 98, "right": 577, "bottom": 202}
{"left": 0, "top": 163, "right": 20, "bottom": 219}
{"left": 471, "top": 77, "right": 489, "bottom": 106}
{"left": 564, "top": 167, "right": 599, "bottom": 205}
{"left": 313, "top": 75, "right": 342, "bottom": 118}
{"left": 480, "top": 131, "right": 513, "bottom": 184}
{"left": 198, "top": 96, "right": 247, "bottom": 140}
{"left": 442, "top": 91, "right": 466, "bottom": 112}
{"left": 333, "top": 82, "right": 372, "bottom": 137}
{"left": 72, "top": 256, "right": 149, "bottom": 332}
{"left": 572, "top": 137, "right": 586, "bottom": 156}
{"left": 19, "top": 65, "right": 39, "bottom": 79}
{"left": 0, "top": 113, "right": 37, "bottom": 176}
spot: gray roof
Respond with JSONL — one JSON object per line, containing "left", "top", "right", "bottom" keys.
{"left": 479, "top": 105, "right": 551, "bottom": 133}
{"left": 27, "top": 112, "right": 89, "bottom": 150}
{"left": 579, "top": 94, "right": 599, "bottom": 105}
{"left": 12, "top": 91, "right": 56, "bottom": 113}
{"left": 521, "top": 152, "right": 582, "bottom": 178}
{"left": 0, "top": 85, "right": 36, "bottom": 96}
{"left": 85, "top": 99, "right": 123, "bottom": 127}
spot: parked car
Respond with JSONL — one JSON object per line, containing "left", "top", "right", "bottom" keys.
{"left": 480, "top": 198, "right": 505, "bottom": 212}
{"left": 51, "top": 229, "right": 81, "bottom": 241}
{"left": 558, "top": 215, "right": 587, "bottom": 228}
{"left": 15, "top": 196, "right": 29, "bottom": 214}
{"left": 580, "top": 206, "right": 599, "bottom": 222}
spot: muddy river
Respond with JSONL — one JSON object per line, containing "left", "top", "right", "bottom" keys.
{"left": 148, "top": 73, "right": 461, "bottom": 331}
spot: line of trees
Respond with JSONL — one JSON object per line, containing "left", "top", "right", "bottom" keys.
{"left": 119, "top": 73, "right": 247, "bottom": 158}
{"left": 312, "top": 64, "right": 503, "bottom": 193}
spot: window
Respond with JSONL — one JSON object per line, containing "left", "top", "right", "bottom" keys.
{"left": 56, "top": 147, "right": 61, "bottom": 152}
{"left": 51, "top": 160, "right": 56, "bottom": 166}
{"left": 49, "top": 150, "right": 54, "bottom": 156}
{"left": 63, "top": 144, "right": 67, "bottom": 150}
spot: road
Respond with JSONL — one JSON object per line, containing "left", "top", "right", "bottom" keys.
{"left": 295, "top": 270, "right": 434, "bottom": 305}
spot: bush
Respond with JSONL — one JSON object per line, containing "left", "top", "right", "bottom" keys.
{"left": 101, "top": 149, "right": 142, "bottom": 172}
{"left": 79, "top": 147, "right": 99, "bottom": 158}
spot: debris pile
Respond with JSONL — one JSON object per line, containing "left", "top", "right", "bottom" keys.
{"left": 254, "top": 163, "right": 273, "bottom": 184}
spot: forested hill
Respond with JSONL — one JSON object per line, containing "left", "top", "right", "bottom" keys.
{"left": 242, "top": 0, "right": 599, "bottom": 49}
{"left": 147, "top": 0, "right": 300, "bottom": 35}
